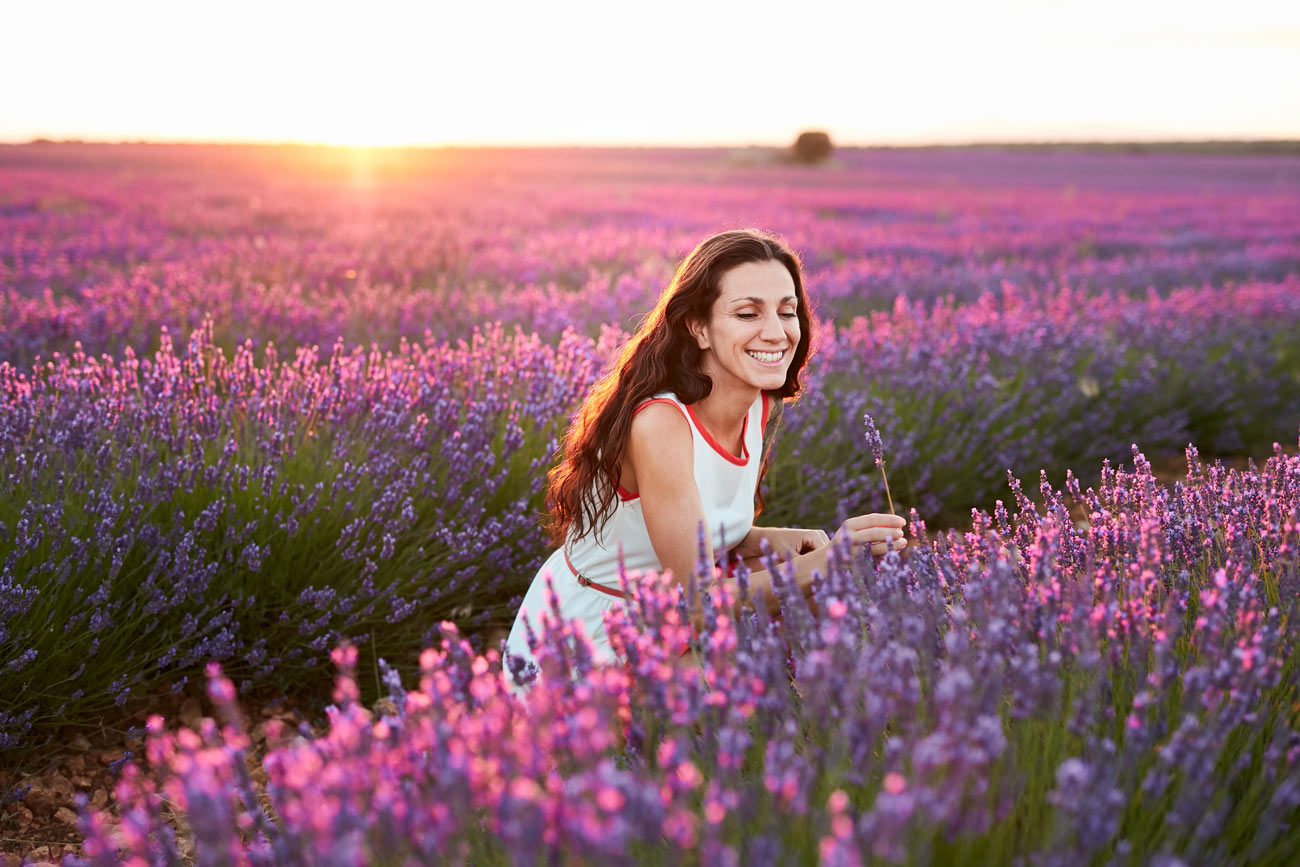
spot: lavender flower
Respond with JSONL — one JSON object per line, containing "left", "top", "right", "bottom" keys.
{"left": 864, "top": 413, "right": 895, "bottom": 515}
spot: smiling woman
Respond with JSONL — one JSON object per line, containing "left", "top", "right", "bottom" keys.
{"left": 502, "top": 228, "right": 908, "bottom": 698}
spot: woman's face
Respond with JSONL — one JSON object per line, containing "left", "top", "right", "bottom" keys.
{"left": 689, "top": 259, "right": 801, "bottom": 396}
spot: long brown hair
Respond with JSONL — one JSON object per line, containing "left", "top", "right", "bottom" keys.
{"left": 546, "top": 228, "right": 815, "bottom": 545}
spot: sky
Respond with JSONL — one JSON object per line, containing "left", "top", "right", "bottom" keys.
{"left": 5, "top": 0, "right": 1299, "bottom": 147}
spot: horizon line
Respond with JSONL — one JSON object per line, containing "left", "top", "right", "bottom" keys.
{"left": 5, "top": 136, "right": 1300, "bottom": 151}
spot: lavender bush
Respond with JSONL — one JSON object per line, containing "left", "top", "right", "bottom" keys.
{"left": 67, "top": 439, "right": 1300, "bottom": 865}
{"left": 2, "top": 276, "right": 1299, "bottom": 755}
{"left": 0, "top": 319, "right": 605, "bottom": 750}
{"left": 770, "top": 279, "right": 1300, "bottom": 527}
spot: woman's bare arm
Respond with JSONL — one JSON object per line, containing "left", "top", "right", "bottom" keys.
{"left": 625, "top": 403, "right": 711, "bottom": 588}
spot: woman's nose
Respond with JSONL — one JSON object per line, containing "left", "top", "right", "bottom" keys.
{"left": 760, "top": 312, "right": 786, "bottom": 340}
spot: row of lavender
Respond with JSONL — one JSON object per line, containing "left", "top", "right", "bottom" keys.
{"left": 774, "top": 279, "right": 1300, "bottom": 524}
{"left": 3, "top": 278, "right": 1299, "bottom": 754}
{"left": 3, "top": 146, "right": 1298, "bottom": 364}
{"left": 68, "top": 439, "right": 1300, "bottom": 864}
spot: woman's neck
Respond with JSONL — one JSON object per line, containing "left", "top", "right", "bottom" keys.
{"left": 690, "top": 385, "right": 759, "bottom": 446}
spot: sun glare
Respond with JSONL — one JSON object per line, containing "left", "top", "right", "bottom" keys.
{"left": 308, "top": 131, "right": 410, "bottom": 148}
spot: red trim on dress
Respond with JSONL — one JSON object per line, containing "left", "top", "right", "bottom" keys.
{"left": 684, "top": 402, "right": 749, "bottom": 466}
{"left": 633, "top": 397, "right": 686, "bottom": 419}
{"left": 761, "top": 391, "right": 771, "bottom": 434}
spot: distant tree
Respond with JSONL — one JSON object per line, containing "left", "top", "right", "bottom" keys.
{"left": 791, "top": 131, "right": 833, "bottom": 164}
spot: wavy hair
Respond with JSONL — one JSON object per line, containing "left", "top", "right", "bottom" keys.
{"left": 546, "top": 228, "right": 815, "bottom": 545}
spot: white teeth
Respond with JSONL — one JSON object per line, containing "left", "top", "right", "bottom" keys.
{"left": 747, "top": 350, "right": 783, "bottom": 363}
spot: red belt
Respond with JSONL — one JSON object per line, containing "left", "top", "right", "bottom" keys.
{"left": 564, "top": 549, "right": 629, "bottom": 599}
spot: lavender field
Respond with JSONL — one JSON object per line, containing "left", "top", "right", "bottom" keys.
{"left": 2, "top": 143, "right": 1300, "bottom": 864}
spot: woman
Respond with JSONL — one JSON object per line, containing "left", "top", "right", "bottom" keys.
{"left": 503, "top": 228, "right": 906, "bottom": 695}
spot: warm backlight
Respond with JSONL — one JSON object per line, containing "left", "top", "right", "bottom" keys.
{"left": 3, "top": 0, "right": 1299, "bottom": 146}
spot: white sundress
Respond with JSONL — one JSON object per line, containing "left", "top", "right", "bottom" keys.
{"left": 502, "top": 390, "right": 770, "bottom": 697}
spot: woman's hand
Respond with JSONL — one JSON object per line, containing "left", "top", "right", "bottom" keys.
{"left": 735, "top": 526, "right": 830, "bottom": 560}
{"left": 775, "top": 526, "right": 831, "bottom": 557}
{"left": 833, "top": 513, "right": 907, "bottom": 557}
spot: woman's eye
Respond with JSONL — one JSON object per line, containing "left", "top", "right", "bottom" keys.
{"left": 780, "top": 311, "right": 797, "bottom": 319}
{"left": 736, "top": 312, "right": 758, "bottom": 320}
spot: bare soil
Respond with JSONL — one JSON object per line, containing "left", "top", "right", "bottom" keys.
{"left": 0, "top": 686, "right": 322, "bottom": 865}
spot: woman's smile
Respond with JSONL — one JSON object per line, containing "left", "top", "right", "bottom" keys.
{"left": 745, "top": 348, "right": 786, "bottom": 366}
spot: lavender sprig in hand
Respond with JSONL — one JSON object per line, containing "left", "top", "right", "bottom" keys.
{"left": 863, "top": 413, "right": 895, "bottom": 516}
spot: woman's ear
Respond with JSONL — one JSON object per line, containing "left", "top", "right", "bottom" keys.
{"left": 686, "top": 318, "right": 710, "bottom": 351}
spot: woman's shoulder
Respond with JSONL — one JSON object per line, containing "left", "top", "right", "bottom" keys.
{"left": 630, "top": 394, "right": 690, "bottom": 436}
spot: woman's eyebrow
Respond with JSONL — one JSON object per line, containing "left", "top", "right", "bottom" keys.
{"left": 731, "top": 295, "right": 798, "bottom": 305}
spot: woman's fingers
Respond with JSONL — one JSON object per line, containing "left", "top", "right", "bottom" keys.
{"left": 870, "top": 538, "right": 908, "bottom": 556}
{"left": 831, "top": 524, "right": 906, "bottom": 554}
{"left": 840, "top": 513, "right": 906, "bottom": 532}
{"left": 831, "top": 516, "right": 909, "bottom": 558}
{"left": 846, "top": 526, "right": 905, "bottom": 544}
